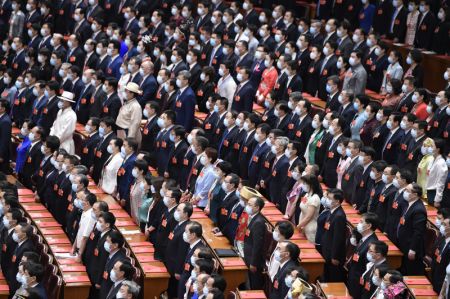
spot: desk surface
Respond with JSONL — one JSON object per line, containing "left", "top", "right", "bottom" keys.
{"left": 237, "top": 290, "right": 267, "bottom": 299}
{"left": 318, "top": 282, "right": 351, "bottom": 298}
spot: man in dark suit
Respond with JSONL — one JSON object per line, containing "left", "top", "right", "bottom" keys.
{"left": 414, "top": 2, "right": 436, "bottom": 49}
{"left": 65, "top": 34, "right": 86, "bottom": 70}
{"left": 231, "top": 68, "right": 256, "bottom": 112}
{"left": 98, "top": 231, "right": 128, "bottom": 299}
{"left": 347, "top": 213, "right": 379, "bottom": 298}
{"left": 91, "top": 117, "right": 116, "bottom": 184}
{"left": 117, "top": 138, "right": 137, "bottom": 213}
{"left": 27, "top": 23, "right": 42, "bottom": 50}
{"left": 0, "top": 100, "right": 11, "bottom": 173}
{"left": 7, "top": 223, "right": 35, "bottom": 293}
{"left": 291, "top": 99, "right": 314, "bottom": 154}
{"left": 389, "top": 0, "right": 408, "bottom": 42}
{"left": 105, "top": 260, "right": 135, "bottom": 299}
{"left": 360, "top": 241, "right": 389, "bottom": 299}
{"left": 100, "top": 78, "right": 122, "bottom": 121}
{"left": 235, "top": 41, "right": 254, "bottom": 72}
{"left": 10, "top": 38, "right": 28, "bottom": 79}
{"left": 37, "top": 81, "right": 60, "bottom": 133}
{"left": 173, "top": 71, "right": 196, "bottom": 132}
{"left": 243, "top": 196, "right": 267, "bottom": 289}
{"left": 75, "top": 70, "right": 96, "bottom": 125}
{"left": 79, "top": 117, "right": 101, "bottom": 169}
{"left": 238, "top": 113, "right": 259, "bottom": 179}
{"left": 154, "top": 188, "right": 180, "bottom": 261}
{"left": 337, "top": 90, "right": 357, "bottom": 136}
{"left": 341, "top": 140, "right": 363, "bottom": 204}
{"left": 1, "top": 209, "right": 21, "bottom": 283}
{"left": 106, "top": 40, "right": 123, "bottom": 79}
{"left": 269, "top": 242, "right": 300, "bottom": 299}
{"left": 195, "top": 1, "right": 212, "bottom": 31}
{"left": 242, "top": 0, "right": 260, "bottom": 27}
{"left": 259, "top": 25, "right": 277, "bottom": 53}
{"left": 320, "top": 117, "right": 345, "bottom": 188}
{"left": 17, "top": 261, "right": 48, "bottom": 299}
{"left": 177, "top": 221, "right": 204, "bottom": 299}
{"left": 19, "top": 126, "right": 44, "bottom": 189}
{"left": 403, "top": 120, "right": 426, "bottom": 178}
{"left": 281, "top": 61, "right": 303, "bottom": 102}
{"left": 397, "top": 183, "right": 427, "bottom": 275}
{"left": 148, "top": 10, "right": 165, "bottom": 44}
{"left": 358, "top": 160, "right": 387, "bottom": 215}
{"left": 155, "top": 111, "right": 175, "bottom": 177}
{"left": 122, "top": 7, "right": 139, "bottom": 35}
{"left": 395, "top": 77, "right": 416, "bottom": 113}
{"left": 396, "top": 114, "right": 416, "bottom": 168}
{"left": 321, "top": 188, "right": 347, "bottom": 282}
{"left": 263, "top": 136, "right": 290, "bottom": 209}
{"left": 170, "top": 48, "right": 188, "bottom": 79}
{"left": 381, "top": 112, "right": 404, "bottom": 164}
{"left": 218, "top": 112, "right": 239, "bottom": 163}
{"left": 72, "top": 8, "right": 92, "bottom": 44}
{"left": 432, "top": 216, "right": 450, "bottom": 292}
{"left": 165, "top": 202, "right": 193, "bottom": 298}
{"left": 86, "top": 0, "right": 104, "bottom": 23}
{"left": 318, "top": 41, "right": 338, "bottom": 100}
{"left": 141, "top": 101, "right": 161, "bottom": 165}
{"left": 216, "top": 174, "right": 239, "bottom": 231}
{"left": 427, "top": 90, "right": 449, "bottom": 138}
{"left": 248, "top": 124, "right": 271, "bottom": 187}
{"left": 137, "top": 60, "right": 158, "bottom": 107}
{"left": 164, "top": 126, "right": 189, "bottom": 184}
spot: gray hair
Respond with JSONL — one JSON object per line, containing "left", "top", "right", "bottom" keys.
{"left": 122, "top": 280, "right": 140, "bottom": 297}
{"left": 276, "top": 136, "right": 289, "bottom": 150}
{"left": 179, "top": 70, "right": 191, "bottom": 81}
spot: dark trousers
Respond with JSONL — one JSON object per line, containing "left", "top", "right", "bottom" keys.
{"left": 427, "top": 189, "right": 437, "bottom": 206}
{"left": 323, "top": 261, "right": 345, "bottom": 282}
{"left": 400, "top": 255, "right": 424, "bottom": 275}
{"left": 167, "top": 275, "right": 179, "bottom": 299}
{"left": 247, "top": 268, "right": 264, "bottom": 289}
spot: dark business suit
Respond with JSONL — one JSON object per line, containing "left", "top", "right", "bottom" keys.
{"left": 321, "top": 206, "right": 347, "bottom": 282}
{"left": 341, "top": 157, "right": 363, "bottom": 204}
{"left": 320, "top": 134, "right": 344, "bottom": 188}
{"left": 265, "top": 155, "right": 290, "bottom": 209}
{"left": 318, "top": 55, "right": 338, "bottom": 100}
{"left": 347, "top": 233, "right": 378, "bottom": 299}
{"left": 243, "top": 213, "right": 266, "bottom": 289}
{"left": 177, "top": 241, "right": 204, "bottom": 299}
{"left": 218, "top": 126, "right": 239, "bottom": 162}
{"left": 431, "top": 237, "right": 450, "bottom": 292}
{"left": 76, "top": 84, "right": 96, "bottom": 125}
{"left": 155, "top": 127, "right": 174, "bottom": 176}
{"left": 165, "top": 141, "right": 189, "bottom": 185}
{"left": 414, "top": 12, "right": 437, "bottom": 49}
{"left": 396, "top": 130, "right": 414, "bottom": 168}
{"left": 101, "top": 92, "right": 122, "bottom": 121}
{"left": 117, "top": 153, "right": 137, "bottom": 213}
{"left": 141, "top": 116, "right": 160, "bottom": 167}
{"left": 238, "top": 130, "right": 257, "bottom": 179}
{"left": 137, "top": 75, "right": 157, "bottom": 107}
{"left": 231, "top": 81, "right": 255, "bottom": 112}
{"left": 0, "top": 113, "right": 11, "bottom": 173}
{"left": 381, "top": 128, "right": 404, "bottom": 164}
{"left": 173, "top": 87, "right": 196, "bottom": 132}
{"left": 19, "top": 141, "right": 43, "bottom": 189}
{"left": 397, "top": 199, "right": 427, "bottom": 275}
{"left": 154, "top": 206, "right": 177, "bottom": 261}
{"left": 7, "top": 238, "right": 34, "bottom": 293}
{"left": 269, "top": 259, "right": 297, "bottom": 299}
{"left": 217, "top": 191, "right": 239, "bottom": 231}
{"left": 80, "top": 132, "right": 101, "bottom": 169}
{"left": 384, "top": 189, "right": 408, "bottom": 245}
{"left": 247, "top": 142, "right": 270, "bottom": 188}
{"left": 99, "top": 249, "right": 128, "bottom": 299}
{"left": 165, "top": 220, "right": 190, "bottom": 298}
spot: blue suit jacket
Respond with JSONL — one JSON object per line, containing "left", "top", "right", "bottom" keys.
{"left": 173, "top": 87, "right": 196, "bottom": 132}
{"left": 30, "top": 96, "right": 48, "bottom": 124}
{"left": 155, "top": 128, "right": 174, "bottom": 176}
{"left": 117, "top": 153, "right": 137, "bottom": 202}
{"left": 247, "top": 142, "right": 270, "bottom": 187}
{"left": 137, "top": 75, "right": 157, "bottom": 106}
{"left": 231, "top": 81, "right": 255, "bottom": 112}
{"left": 209, "top": 45, "right": 224, "bottom": 71}
{"left": 106, "top": 55, "right": 123, "bottom": 79}
{"left": 124, "top": 18, "right": 140, "bottom": 35}
{"left": 266, "top": 155, "right": 290, "bottom": 206}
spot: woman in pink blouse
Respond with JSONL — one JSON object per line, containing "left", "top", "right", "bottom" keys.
{"left": 256, "top": 53, "right": 278, "bottom": 104}
{"left": 283, "top": 164, "right": 304, "bottom": 224}
{"left": 411, "top": 88, "right": 430, "bottom": 120}
{"left": 381, "top": 78, "right": 402, "bottom": 109}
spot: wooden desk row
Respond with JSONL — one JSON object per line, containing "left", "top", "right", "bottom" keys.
{"left": 17, "top": 188, "right": 91, "bottom": 299}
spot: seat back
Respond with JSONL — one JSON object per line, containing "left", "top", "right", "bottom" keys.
{"left": 45, "top": 274, "right": 62, "bottom": 299}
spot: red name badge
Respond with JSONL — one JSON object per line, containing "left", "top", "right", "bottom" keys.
{"left": 234, "top": 143, "right": 240, "bottom": 150}
{"left": 143, "top": 128, "right": 148, "bottom": 135}
{"left": 162, "top": 219, "right": 167, "bottom": 227}
{"left": 392, "top": 201, "right": 398, "bottom": 209}
{"left": 89, "top": 232, "right": 95, "bottom": 240}
{"left": 197, "top": 90, "right": 203, "bottom": 97}
{"left": 231, "top": 213, "right": 237, "bottom": 220}
{"left": 399, "top": 217, "right": 405, "bottom": 225}
{"left": 205, "top": 123, "right": 211, "bottom": 130}
{"left": 273, "top": 279, "right": 279, "bottom": 289}
{"left": 386, "top": 143, "right": 392, "bottom": 149}
{"left": 221, "top": 208, "right": 228, "bottom": 216}
{"left": 317, "top": 141, "right": 322, "bottom": 148}
{"left": 235, "top": 95, "right": 240, "bottom": 102}
{"left": 176, "top": 101, "right": 182, "bottom": 108}
{"left": 296, "top": 130, "right": 302, "bottom": 137}
{"left": 11, "top": 255, "right": 16, "bottom": 262}
{"left": 96, "top": 151, "right": 102, "bottom": 158}
{"left": 252, "top": 156, "right": 259, "bottom": 163}
{"left": 245, "top": 229, "right": 250, "bottom": 237}
{"left": 183, "top": 159, "right": 189, "bottom": 166}
{"left": 223, "top": 140, "right": 229, "bottom": 147}
{"left": 168, "top": 232, "right": 174, "bottom": 240}
{"left": 2, "top": 244, "right": 6, "bottom": 252}
{"left": 184, "top": 263, "right": 190, "bottom": 271}
{"left": 324, "top": 222, "right": 330, "bottom": 230}
{"left": 370, "top": 189, "right": 375, "bottom": 197}
{"left": 272, "top": 170, "right": 277, "bottom": 177}
{"left": 264, "top": 161, "right": 270, "bottom": 168}
{"left": 359, "top": 277, "right": 365, "bottom": 285}
{"left": 81, "top": 98, "right": 87, "bottom": 104}
{"left": 360, "top": 181, "right": 365, "bottom": 188}
{"left": 215, "top": 128, "right": 221, "bottom": 135}
{"left": 103, "top": 271, "right": 108, "bottom": 280}
{"left": 58, "top": 189, "right": 64, "bottom": 196}
{"left": 172, "top": 157, "right": 177, "bottom": 164}
{"left": 352, "top": 253, "right": 359, "bottom": 262}
{"left": 344, "top": 174, "right": 350, "bottom": 181}
{"left": 83, "top": 147, "right": 88, "bottom": 154}
{"left": 328, "top": 151, "right": 334, "bottom": 158}
{"left": 243, "top": 146, "right": 248, "bottom": 153}
{"left": 103, "top": 106, "right": 109, "bottom": 113}
{"left": 94, "top": 248, "right": 99, "bottom": 256}
{"left": 379, "top": 195, "right": 385, "bottom": 203}
{"left": 27, "top": 157, "right": 32, "bottom": 163}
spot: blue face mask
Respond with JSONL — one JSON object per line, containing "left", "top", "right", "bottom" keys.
{"left": 99, "top": 127, "right": 105, "bottom": 137}
{"left": 169, "top": 134, "right": 175, "bottom": 142}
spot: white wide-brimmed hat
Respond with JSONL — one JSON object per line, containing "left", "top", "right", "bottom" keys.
{"left": 125, "top": 82, "right": 143, "bottom": 95}
{"left": 58, "top": 91, "right": 76, "bottom": 103}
